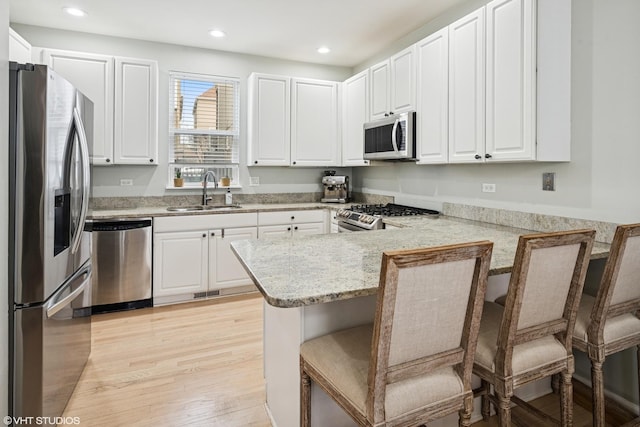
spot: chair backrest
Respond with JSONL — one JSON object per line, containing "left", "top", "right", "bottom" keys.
{"left": 495, "top": 230, "right": 595, "bottom": 374}
{"left": 588, "top": 223, "right": 640, "bottom": 344}
{"left": 367, "top": 241, "right": 493, "bottom": 423}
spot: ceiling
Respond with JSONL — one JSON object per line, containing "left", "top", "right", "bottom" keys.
{"left": 9, "top": 0, "right": 467, "bottom": 67}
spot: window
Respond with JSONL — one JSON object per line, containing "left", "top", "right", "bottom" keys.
{"left": 169, "top": 71, "right": 240, "bottom": 187}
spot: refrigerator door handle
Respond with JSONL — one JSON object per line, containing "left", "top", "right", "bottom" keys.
{"left": 46, "top": 265, "right": 91, "bottom": 318}
{"left": 70, "top": 107, "right": 90, "bottom": 255}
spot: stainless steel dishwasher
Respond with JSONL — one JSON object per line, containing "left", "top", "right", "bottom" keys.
{"left": 90, "top": 218, "right": 152, "bottom": 313}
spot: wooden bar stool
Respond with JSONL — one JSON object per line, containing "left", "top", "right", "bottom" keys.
{"left": 572, "top": 223, "right": 640, "bottom": 427}
{"left": 300, "top": 241, "right": 493, "bottom": 426}
{"left": 473, "top": 229, "right": 595, "bottom": 426}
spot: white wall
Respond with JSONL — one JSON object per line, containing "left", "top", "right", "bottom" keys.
{"left": 1, "top": 0, "right": 10, "bottom": 418}
{"left": 12, "top": 24, "right": 353, "bottom": 198}
{"left": 351, "top": 0, "right": 640, "bottom": 225}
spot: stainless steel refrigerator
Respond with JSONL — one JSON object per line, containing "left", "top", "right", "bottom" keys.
{"left": 8, "top": 63, "right": 93, "bottom": 423}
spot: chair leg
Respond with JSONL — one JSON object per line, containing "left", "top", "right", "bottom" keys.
{"left": 496, "top": 393, "right": 511, "bottom": 427}
{"left": 551, "top": 373, "right": 560, "bottom": 394}
{"left": 301, "top": 368, "right": 311, "bottom": 427}
{"left": 560, "top": 371, "right": 574, "bottom": 427}
{"left": 591, "top": 359, "right": 606, "bottom": 427}
{"left": 480, "top": 379, "right": 491, "bottom": 421}
{"left": 459, "top": 395, "right": 473, "bottom": 427}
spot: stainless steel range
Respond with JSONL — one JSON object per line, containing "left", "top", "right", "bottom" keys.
{"left": 336, "top": 203, "right": 440, "bottom": 232}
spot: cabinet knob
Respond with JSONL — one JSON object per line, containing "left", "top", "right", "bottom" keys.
{"left": 292, "top": 161, "right": 297, "bottom": 165}
{"left": 474, "top": 154, "right": 482, "bottom": 160}
{"left": 254, "top": 160, "right": 258, "bottom": 164}
{"left": 384, "top": 113, "right": 389, "bottom": 117}
{"left": 149, "top": 158, "right": 154, "bottom": 163}
{"left": 485, "top": 153, "right": 492, "bottom": 159}
{"left": 294, "top": 226, "right": 298, "bottom": 231}
{"left": 291, "top": 216, "right": 295, "bottom": 220}
{"left": 202, "top": 233, "right": 206, "bottom": 238}
{"left": 106, "top": 158, "right": 111, "bottom": 163}
{"left": 287, "top": 227, "right": 291, "bottom": 231}
{"left": 211, "top": 232, "right": 215, "bottom": 237}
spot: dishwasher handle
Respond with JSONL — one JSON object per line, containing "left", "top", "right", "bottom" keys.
{"left": 90, "top": 218, "right": 152, "bottom": 232}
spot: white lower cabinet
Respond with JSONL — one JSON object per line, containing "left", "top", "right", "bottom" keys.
{"left": 258, "top": 210, "right": 327, "bottom": 238}
{"left": 153, "top": 214, "right": 258, "bottom": 305}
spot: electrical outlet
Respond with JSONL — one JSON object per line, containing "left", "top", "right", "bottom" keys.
{"left": 249, "top": 176, "right": 260, "bottom": 186}
{"left": 543, "top": 172, "right": 556, "bottom": 191}
{"left": 482, "top": 183, "right": 496, "bottom": 193}
{"left": 120, "top": 179, "right": 133, "bottom": 186}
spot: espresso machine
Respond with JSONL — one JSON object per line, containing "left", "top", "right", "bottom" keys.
{"left": 321, "top": 171, "right": 349, "bottom": 203}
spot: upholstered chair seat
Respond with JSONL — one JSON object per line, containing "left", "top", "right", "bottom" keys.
{"left": 472, "top": 229, "right": 596, "bottom": 427}
{"left": 571, "top": 223, "right": 640, "bottom": 427}
{"left": 300, "top": 241, "right": 494, "bottom": 427}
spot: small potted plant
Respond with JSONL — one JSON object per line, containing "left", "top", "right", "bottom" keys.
{"left": 221, "top": 176, "right": 231, "bottom": 187}
{"left": 173, "top": 168, "right": 184, "bottom": 187}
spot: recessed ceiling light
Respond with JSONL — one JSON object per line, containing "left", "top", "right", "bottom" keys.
{"left": 63, "top": 7, "right": 87, "bottom": 17}
{"left": 209, "top": 30, "right": 226, "bottom": 38}
{"left": 317, "top": 46, "right": 331, "bottom": 54}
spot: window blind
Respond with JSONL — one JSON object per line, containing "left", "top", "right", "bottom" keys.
{"left": 169, "top": 72, "right": 240, "bottom": 164}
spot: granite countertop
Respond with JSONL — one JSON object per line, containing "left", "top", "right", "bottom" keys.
{"left": 88, "top": 202, "right": 347, "bottom": 220}
{"left": 231, "top": 215, "right": 611, "bottom": 308}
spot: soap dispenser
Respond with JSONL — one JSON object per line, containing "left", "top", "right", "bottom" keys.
{"left": 225, "top": 188, "right": 233, "bottom": 205}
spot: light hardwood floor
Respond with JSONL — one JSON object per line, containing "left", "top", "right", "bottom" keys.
{"left": 64, "top": 293, "right": 605, "bottom": 426}
{"left": 63, "top": 293, "right": 271, "bottom": 426}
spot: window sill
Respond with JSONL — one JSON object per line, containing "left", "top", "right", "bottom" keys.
{"left": 165, "top": 185, "right": 243, "bottom": 190}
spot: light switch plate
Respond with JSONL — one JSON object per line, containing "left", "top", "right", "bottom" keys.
{"left": 482, "top": 183, "right": 496, "bottom": 193}
{"left": 543, "top": 173, "right": 556, "bottom": 191}
{"left": 120, "top": 179, "right": 133, "bottom": 186}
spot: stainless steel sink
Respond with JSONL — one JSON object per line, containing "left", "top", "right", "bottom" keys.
{"left": 166, "top": 204, "right": 242, "bottom": 212}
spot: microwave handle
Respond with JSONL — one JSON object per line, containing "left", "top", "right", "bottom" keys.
{"left": 391, "top": 118, "right": 400, "bottom": 152}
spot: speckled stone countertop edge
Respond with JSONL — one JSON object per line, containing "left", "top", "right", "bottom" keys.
{"left": 88, "top": 202, "right": 348, "bottom": 220}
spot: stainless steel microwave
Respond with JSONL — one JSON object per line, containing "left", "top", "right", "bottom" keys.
{"left": 363, "top": 111, "right": 416, "bottom": 160}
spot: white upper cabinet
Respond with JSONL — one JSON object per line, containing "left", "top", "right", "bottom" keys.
{"left": 370, "top": 45, "right": 416, "bottom": 121}
{"left": 416, "top": 27, "right": 449, "bottom": 164}
{"left": 448, "top": 7, "right": 486, "bottom": 163}
{"left": 42, "top": 49, "right": 115, "bottom": 164}
{"left": 42, "top": 48, "right": 158, "bottom": 166}
{"left": 247, "top": 73, "right": 291, "bottom": 166}
{"left": 248, "top": 74, "right": 339, "bottom": 167}
{"left": 342, "top": 70, "right": 370, "bottom": 167}
{"left": 485, "top": 0, "right": 535, "bottom": 161}
{"left": 9, "top": 28, "right": 32, "bottom": 63}
{"left": 114, "top": 57, "right": 158, "bottom": 165}
{"left": 290, "top": 78, "right": 340, "bottom": 167}
{"left": 369, "top": 60, "right": 390, "bottom": 121}
{"left": 390, "top": 45, "right": 416, "bottom": 115}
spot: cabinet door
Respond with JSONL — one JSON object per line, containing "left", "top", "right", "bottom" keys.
{"left": 416, "top": 28, "right": 449, "bottom": 164}
{"left": 390, "top": 45, "right": 416, "bottom": 114}
{"left": 114, "top": 57, "right": 158, "bottom": 165}
{"left": 290, "top": 78, "right": 339, "bottom": 166}
{"left": 369, "top": 60, "right": 390, "bottom": 120}
{"left": 448, "top": 8, "right": 486, "bottom": 163}
{"left": 9, "top": 28, "right": 32, "bottom": 63}
{"left": 292, "top": 222, "right": 325, "bottom": 236}
{"left": 485, "top": 0, "right": 535, "bottom": 161}
{"left": 213, "top": 227, "right": 258, "bottom": 289}
{"left": 42, "top": 49, "right": 115, "bottom": 165}
{"left": 247, "top": 73, "right": 291, "bottom": 166}
{"left": 342, "top": 70, "right": 370, "bottom": 167}
{"left": 153, "top": 231, "right": 208, "bottom": 298}
{"left": 258, "top": 225, "right": 292, "bottom": 239}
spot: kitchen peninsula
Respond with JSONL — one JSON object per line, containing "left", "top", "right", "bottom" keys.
{"left": 231, "top": 215, "right": 611, "bottom": 427}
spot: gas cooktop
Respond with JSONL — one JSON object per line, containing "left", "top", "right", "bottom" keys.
{"left": 349, "top": 203, "right": 440, "bottom": 217}
{"left": 336, "top": 203, "right": 440, "bottom": 231}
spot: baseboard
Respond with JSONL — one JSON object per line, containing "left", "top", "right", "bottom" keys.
{"left": 573, "top": 375, "right": 639, "bottom": 426}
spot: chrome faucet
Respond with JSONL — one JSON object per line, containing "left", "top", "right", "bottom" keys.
{"left": 202, "top": 171, "right": 218, "bottom": 205}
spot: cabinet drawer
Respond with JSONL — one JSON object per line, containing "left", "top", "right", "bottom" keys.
{"left": 258, "top": 210, "right": 325, "bottom": 226}
{"left": 154, "top": 212, "right": 258, "bottom": 233}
